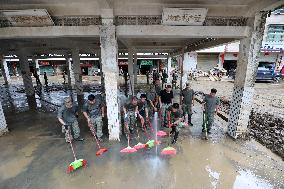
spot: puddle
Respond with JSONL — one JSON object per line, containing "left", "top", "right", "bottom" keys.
{"left": 233, "top": 170, "right": 274, "bottom": 189}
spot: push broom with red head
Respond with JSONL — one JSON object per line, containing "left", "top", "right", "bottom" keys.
{"left": 120, "top": 114, "right": 137, "bottom": 153}
{"left": 89, "top": 124, "right": 108, "bottom": 156}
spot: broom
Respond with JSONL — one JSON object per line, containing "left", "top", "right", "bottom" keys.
{"left": 203, "top": 112, "right": 208, "bottom": 140}
{"left": 120, "top": 114, "right": 137, "bottom": 153}
{"left": 143, "top": 118, "right": 160, "bottom": 148}
{"left": 89, "top": 123, "right": 108, "bottom": 156}
{"left": 157, "top": 109, "right": 167, "bottom": 137}
{"left": 160, "top": 110, "right": 176, "bottom": 155}
{"left": 66, "top": 127, "right": 87, "bottom": 173}
{"left": 133, "top": 115, "right": 146, "bottom": 150}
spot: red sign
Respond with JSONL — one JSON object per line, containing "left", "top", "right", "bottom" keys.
{"left": 39, "top": 61, "right": 50, "bottom": 66}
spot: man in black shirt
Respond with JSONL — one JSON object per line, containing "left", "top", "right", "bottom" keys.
{"left": 159, "top": 84, "right": 174, "bottom": 127}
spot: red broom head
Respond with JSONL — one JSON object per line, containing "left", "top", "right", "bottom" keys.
{"left": 157, "top": 131, "right": 167, "bottom": 137}
{"left": 96, "top": 148, "right": 108, "bottom": 156}
{"left": 161, "top": 146, "right": 176, "bottom": 155}
{"left": 134, "top": 143, "right": 146, "bottom": 150}
{"left": 67, "top": 165, "right": 74, "bottom": 173}
{"left": 120, "top": 146, "right": 137, "bottom": 153}
{"left": 82, "top": 159, "right": 87, "bottom": 167}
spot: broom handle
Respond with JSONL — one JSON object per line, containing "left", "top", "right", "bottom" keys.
{"left": 125, "top": 115, "right": 131, "bottom": 147}
{"left": 89, "top": 123, "right": 101, "bottom": 149}
{"left": 67, "top": 128, "right": 77, "bottom": 160}
{"left": 147, "top": 118, "right": 154, "bottom": 133}
{"left": 142, "top": 118, "right": 150, "bottom": 139}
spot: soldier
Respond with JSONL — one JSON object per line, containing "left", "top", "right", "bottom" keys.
{"left": 43, "top": 72, "right": 48, "bottom": 86}
{"left": 123, "top": 96, "right": 143, "bottom": 135}
{"left": 137, "top": 94, "right": 148, "bottom": 127}
{"left": 57, "top": 97, "right": 84, "bottom": 143}
{"left": 168, "top": 103, "right": 183, "bottom": 144}
{"left": 147, "top": 85, "right": 158, "bottom": 115}
{"left": 62, "top": 71, "right": 66, "bottom": 84}
{"left": 146, "top": 70, "right": 150, "bottom": 85}
{"left": 202, "top": 88, "right": 220, "bottom": 134}
{"left": 34, "top": 70, "right": 42, "bottom": 86}
{"left": 181, "top": 83, "right": 195, "bottom": 126}
{"left": 162, "top": 70, "right": 168, "bottom": 88}
{"left": 172, "top": 71, "right": 178, "bottom": 89}
{"left": 154, "top": 79, "right": 162, "bottom": 95}
{"left": 159, "top": 84, "right": 174, "bottom": 128}
{"left": 82, "top": 94, "right": 105, "bottom": 141}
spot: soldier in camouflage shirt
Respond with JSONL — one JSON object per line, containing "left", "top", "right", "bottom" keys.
{"left": 202, "top": 88, "right": 220, "bottom": 134}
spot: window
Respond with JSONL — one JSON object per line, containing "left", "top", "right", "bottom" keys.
{"left": 266, "top": 24, "right": 284, "bottom": 42}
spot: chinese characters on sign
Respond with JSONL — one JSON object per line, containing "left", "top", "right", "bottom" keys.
{"left": 162, "top": 8, "right": 208, "bottom": 26}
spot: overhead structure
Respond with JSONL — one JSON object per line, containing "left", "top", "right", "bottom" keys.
{"left": 0, "top": 0, "right": 283, "bottom": 139}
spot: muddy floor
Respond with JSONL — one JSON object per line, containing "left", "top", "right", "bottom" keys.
{"left": 0, "top": 76, "right": 284, "bottom": 189}
{"left": 0, "top": 102, "right": 283, "bottom": 189}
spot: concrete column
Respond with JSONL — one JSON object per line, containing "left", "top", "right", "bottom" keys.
{"left": 65, "top": 55, "right": 75, "bottom": 87}
{"left": 182, "top": 51, "right": 198, "bottom": 87}
{"left": 72, "top": 48, "right": 84, "bottom": 107}
{"left": 35, "top": 59, "right": 40, "bottom": 76}
{"left": 0, "top": 57, "right": 11, "bottom": 85}
{"left": 128, "top": 47, "right": 134, "bottom": 95}
{"left": 134, "top": 51, "right": 138, "bottom": 85}
{"left": 100, "top": 8, "right": 120, "bottom": 140}
{"left": 228, "top": 12, "right": 268, "bottom": 139}
{"left": 218, "top": 53, "right": 224, "bottom": 69}
{"left": 167, "top": 56, "right": 172, "bottom": 82}
{"left": 0, "top": 101, "right": 8, "bottom": 136}
{"left": 18, "top": 53, "right": 37, "bottom": 110}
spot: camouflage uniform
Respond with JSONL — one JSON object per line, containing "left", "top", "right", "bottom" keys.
{"left": 146, "top": 87, "right": 156, "bottom": 116}
{"left": 168, "top": 106, "right": 183, "bottom": 143}
{"left": 159, "top": 89, "right": 173, "bottom": 127}
{"left": 57, "top": 104, "right": 80, "bottom": 142}
{"left": 181, "top": 88, "right": 194, "bottom": 125}
{"left": 124, "top": 103, "right": 137, "bottom": 134}
{"left": 202, "top": 94, "right": 220, "bottom": 132}
{"left": 82, "top": 99, "right": 103, "bottom": 138}
{"left": 137, "top": 99, "right": 148, "bottom": 128}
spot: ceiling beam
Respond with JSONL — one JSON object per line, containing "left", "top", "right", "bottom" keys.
{"left": 116, "top": 25, "right": 251, "bottom": 39}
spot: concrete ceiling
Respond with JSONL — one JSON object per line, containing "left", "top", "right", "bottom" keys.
{"left": 0, "top": 0, "right": 282, "bottom": 55}
{"left": 0, "top": 0, "right": 282, "bottom": 17}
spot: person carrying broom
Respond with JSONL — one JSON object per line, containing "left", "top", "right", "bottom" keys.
{"left": 201, "top": 88, "right": 220, "bottom": 135}
{"left": 181, "top": 83, "right": 195, "bottom": 126}
{"left": 137, "top": 94, "right": 149, "bottom": 128}
{"left": 168, "top": 103, "right": 183, "bottom": 144}
{"left": 123, "top": 96, "right": 143, "bottom": 137}
{"left": 57, "top": 97, "right": 84, "bottom": 143}
{"left": 82, "top": 94, "right": 105, "bottom": 141}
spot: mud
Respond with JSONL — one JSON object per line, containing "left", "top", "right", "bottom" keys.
{"left": 0, "top": 77, "right": 284, "bottom": 188}
{"left": 0, "top": 103, "right": 283, "bottom": 189}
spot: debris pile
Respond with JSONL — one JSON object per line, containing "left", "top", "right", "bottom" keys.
{"left": 249, "top": 111, "right": 284, "bottom": 160}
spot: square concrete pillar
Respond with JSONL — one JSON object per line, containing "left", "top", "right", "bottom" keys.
{"left": 34, "top": 58, "right": 40, "bottom": 76}
{"left": 0, "top": 57, "right": 11, "bottom": 85}
{"left": 228, "top": 12, "right": 268, "bottom": 139}
{"left": 65, "top": 55, "right": 75, "bottom": 87}
{"left": 100, "top": 9, "right": 120, "bottom": 140}
{"left": 134, "top": 52, "right": 138, "bottom": 85}
{"left": 182, "top": 51, "right": 197, "bottom": 87}
{"left": 0, "top": 101, "right": 8, "bottom": 136}
{"left": 167, "top": 56, "right": 172, "bottom": 82}
{"left": 72, "top": 49, "right": 83, "bottom": 94}
{"left": 72, "top": 49, "right": 84, "bottom": 108}
{"left": 128, "top": 47, "right": 134, "bottom": 95}
{"left": 18, "top": 53, "right": 37, "bottom": 110}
